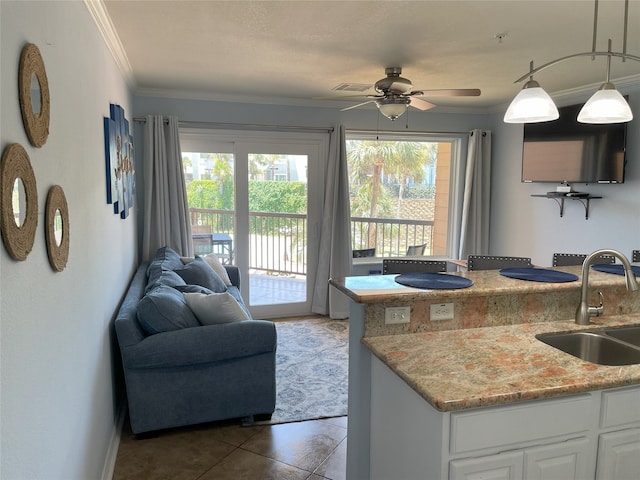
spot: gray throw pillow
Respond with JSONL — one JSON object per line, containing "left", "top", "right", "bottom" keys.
{"left": 173, "top": 257, "right": 227, "bottom": 293}
{"left": 137, "top": 285, "right": 201, "bottom": 335}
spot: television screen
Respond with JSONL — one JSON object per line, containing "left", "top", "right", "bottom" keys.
{"left": 521, "top": 102, "right": 627, "bottom": 184}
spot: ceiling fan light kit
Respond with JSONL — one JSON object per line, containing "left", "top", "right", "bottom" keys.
{"left": 505, "top": 0, "right": 638, "bottom": 125}
{"left": 329, "top": 66, "right": 480, "bottom": 121}
{"left": 376, "top": 96, "right": 411, "bottom": 121}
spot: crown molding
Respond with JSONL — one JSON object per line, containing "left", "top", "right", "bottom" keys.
{"left": 84, "top": 0, "right": 135, "bottom": 88}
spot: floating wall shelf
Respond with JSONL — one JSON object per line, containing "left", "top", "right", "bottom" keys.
{"left": 531, "top": 194, "right": 602, "bottom": 220}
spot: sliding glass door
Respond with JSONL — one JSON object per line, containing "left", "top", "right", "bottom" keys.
{"left": 181, "top": 130, "right": 325, "bottom": 318}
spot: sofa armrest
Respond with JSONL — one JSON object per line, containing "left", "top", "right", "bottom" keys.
{"left": 122, "top": 320, "right": 276, "bottom": 369}
{"left": 224, "top": 265, "right": 240, "bottom": 288}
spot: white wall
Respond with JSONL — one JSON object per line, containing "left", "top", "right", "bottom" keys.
{"left": 490, "top": 89, "right": 640, "bottom": 266}
{"left": 0, "top": 2, "right": 136, "bottom": 479}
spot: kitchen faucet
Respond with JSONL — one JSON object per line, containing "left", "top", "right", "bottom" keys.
{"left": 575, "top": 249, "right": 639, "bottom": 325}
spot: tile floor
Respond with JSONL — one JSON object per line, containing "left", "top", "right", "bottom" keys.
{"left": 113, "top": 415, "right": 347, "bottom": 480}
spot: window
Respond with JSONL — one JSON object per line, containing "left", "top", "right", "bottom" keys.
{"left": 346, "top": 132, "right": 460, "bottom": 258}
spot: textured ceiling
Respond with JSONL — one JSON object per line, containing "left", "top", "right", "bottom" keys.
{"left": 101, "top": 0, "right": 640, "bottom": 113}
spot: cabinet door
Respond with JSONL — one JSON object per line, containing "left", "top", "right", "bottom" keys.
{"left": 450, "top": 451, "right": 524, "bottom": 480}
{"left": 524, "top": 437, "right": 590, "bottom": 480}
{"left": 596, "top": 428, "right": 640, "bottom": 480}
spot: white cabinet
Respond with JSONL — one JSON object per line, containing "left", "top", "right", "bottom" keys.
{"left": 596, "top": 429, "right": 640, "bottom": 480}
{"left": 368, "top": 356, "right": 640, "bottom": 480}
{"left": 524, "top": 438, "right": 590, "bottom": 480}
{"left": 450, "top": 451, "right": 524, "bottom": 480}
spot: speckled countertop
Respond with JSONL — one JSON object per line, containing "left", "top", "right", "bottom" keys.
{"left": 330, "top": 266, "right": 628, "bottom": 304}
{"left": 363, "top": 314, "right": 640, "bottom": 412}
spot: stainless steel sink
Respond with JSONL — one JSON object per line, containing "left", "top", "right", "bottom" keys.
{"left": 536, "top": 330, "right": 640, "bottom": 366}
{"left": 604, "top": 326, "right": 640, "bottom": 348}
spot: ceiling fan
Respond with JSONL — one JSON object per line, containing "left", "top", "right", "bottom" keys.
{"left": 326, "top": 67, "right": 481, "bottom": 121}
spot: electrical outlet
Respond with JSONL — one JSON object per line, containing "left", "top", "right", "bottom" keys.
{"left": 430, "top": 302, "right": 454, "bottom": 321}
{"left": 385, "top": 306, "right": 411, "bottom": 324}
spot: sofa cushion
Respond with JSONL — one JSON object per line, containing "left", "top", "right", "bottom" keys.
{"left": 154, "top": 246, "right": 184, "bottom": 271}
{"left": 181, "top": 255, "right": 232, "bottom": 286}
{"left": 137, "top": 285, "right": 201, "bottom": 335}
{"left": 183, "top": 292, "right": 250, "bottom": 325}
{"left": 173, "top": 257, "right": 227, "bottom": 293}
{"left": 173, "top": 284, "right": 215, "bottom": 294}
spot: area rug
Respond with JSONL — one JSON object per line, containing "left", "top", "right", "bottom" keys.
{"left": 266, "top": 316, "right": 349, "bottom": 425}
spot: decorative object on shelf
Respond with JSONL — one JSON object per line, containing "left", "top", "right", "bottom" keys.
{"left": 103, "top": 103, "right": 135, "bottom": 219}
{"left": 0, "top": 144, "right": 38, "bottom": 261}
{"left": 504, "top": 0, "right": 638, "bottom": 124}
{"left": 45, "top": 185, "right": 69, "bottom": 272}
{"left": 18, "top": 43, "right": 50, "bottom": 147}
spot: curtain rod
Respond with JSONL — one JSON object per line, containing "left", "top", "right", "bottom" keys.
{"left": 347, "top": 128, "right": 482, "bottom": 136}
{"left": 133, "top": 117, "right": 333, "bottom": 133}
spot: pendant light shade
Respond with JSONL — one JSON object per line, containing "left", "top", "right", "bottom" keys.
{"left": 577, "top": 83, "right": 633, "bottom": 124}
{"left": 503, "top": 80, "right": 559, "bottom": 123}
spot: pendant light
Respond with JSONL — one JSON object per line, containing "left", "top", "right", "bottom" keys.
{"left": 577, "top": 41, "right": 633, "bottom": 123}
{"left": 503, "top": 62, "right": 559, "bottom": 123}
{"left": 504, "top": 0, "right": 639, "bottom": 125}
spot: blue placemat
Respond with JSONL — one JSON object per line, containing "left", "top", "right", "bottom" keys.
{"left": 591, "top": 263, "right": 640, "bottom": 276}
{"left": 394, "top": 272, "right": 474, "bottom": 290}
{"left": 499, "top": 267, "right": 578, "bottom": 283}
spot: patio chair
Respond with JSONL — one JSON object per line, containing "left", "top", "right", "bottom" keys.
{"left": 552, "top": 253, "right": 615, "bottom": 267}
{"left": 383, "top": 259, "right": 447, "bottom": 275}
{"left": 192, "top": 224, "right": 212, "bottom": 234}
{"left": 406, "top": 243, "right": 427, "bottom": 256}
{"left": 352, "top": 248, "right": 376, "bottom": 258}
{"left": 467, "top": 255, "right": 532, "bottom": 271}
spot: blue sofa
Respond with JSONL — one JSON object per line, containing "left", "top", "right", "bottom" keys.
{"left": 115, "top": 246, "right": 277, "bottom": 434}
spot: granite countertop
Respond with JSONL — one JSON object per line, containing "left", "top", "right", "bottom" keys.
{"left": 363, "top": 314, "right": 640, "bottom": 412}
{"left": 330, "top": 266, "right": 631, "bottom": 304}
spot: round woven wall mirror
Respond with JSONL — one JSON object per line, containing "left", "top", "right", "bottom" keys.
{"left": 45, "top": 185, "right": 70, "bottom": 272}
{"left": 18, "top": 43, "right": 50, "bottom": 148}
{"left": 0, "top": 144, "right": 38, "bottom": 261}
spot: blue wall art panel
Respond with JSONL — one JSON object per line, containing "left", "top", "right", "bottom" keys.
{"left": 103, "top": 104, "right": 135, "bottom": 219}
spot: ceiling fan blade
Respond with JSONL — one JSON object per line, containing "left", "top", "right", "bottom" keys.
{"left": 341, "top": 100, "right": 377, "bottom": 112}
{"left": 411, "top": 88, "right": 481, "bottom": 97}
{"left": 409, "top": 97, "right": 436, "bottom": 111}
{"left": 314, "top": 94, "right": 375, "bottom": 100}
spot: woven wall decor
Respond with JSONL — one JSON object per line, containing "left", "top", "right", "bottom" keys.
{"left": 19, "top": 43, "right": 50, "bottom": 148}
{"left": 45, "top": 185, "right": 70, "bottom": 272}
{"left": 0, "top": 144, "right": 38, "bottom": 261}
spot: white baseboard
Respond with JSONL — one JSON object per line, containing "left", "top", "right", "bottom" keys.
{"left": 101, "top": 400, "right": 127, "bottom": 480}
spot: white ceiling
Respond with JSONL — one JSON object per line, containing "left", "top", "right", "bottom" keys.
{"left": 98, "top": 0, "right": 640, "bottom": 114}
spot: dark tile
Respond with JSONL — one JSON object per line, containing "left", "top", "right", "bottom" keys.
{"left": 113, "top": 426, "right": 235, "bottom": 480}
{"left": 313, "top": 437, "right": 347, "bottom": 480}
{"left": 240, "top": 419, "right": 347, "bottom": 472}
{"left": 198, "top": 448, "right": 309, "bottom": 480}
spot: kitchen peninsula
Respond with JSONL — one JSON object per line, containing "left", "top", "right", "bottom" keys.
{"left": 330, "top": 266, "right": 640, "bottom": 480}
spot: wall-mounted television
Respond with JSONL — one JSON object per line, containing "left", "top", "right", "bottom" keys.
{"left": 521, "top": 101, "right": 628, "bottom": 184}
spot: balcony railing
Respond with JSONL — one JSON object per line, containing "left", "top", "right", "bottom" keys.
{"left": 189, "top": 208, "right": 434, "bottom": 275}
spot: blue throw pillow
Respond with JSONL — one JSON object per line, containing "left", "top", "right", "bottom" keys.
{"left": 137, "top": 285, "right": 201, "bottom": 335}
{"left": 173, "top": 257, "right": 227, "bottom": 293}
{"left": 173, "top": 284, "right": 214, "bottom": 294}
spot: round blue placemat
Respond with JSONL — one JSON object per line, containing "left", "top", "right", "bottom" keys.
{"left": 394, "top": 272, "right": 474, "bottom": 290}
{"left": 591, "top": 263, "right": 640, "bottom": 276}
{"left": 499, "top": 267, "right": 578, "bottom": 283}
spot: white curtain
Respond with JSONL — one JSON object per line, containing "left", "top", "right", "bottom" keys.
{"left": 141, "top": 115, "right": 193, "bottom": 260}
{"left": 458, "top": 129, "right": 492, "bottom": 259}
{"left": 311, "top": 125, "right": 352, "bottom": 319}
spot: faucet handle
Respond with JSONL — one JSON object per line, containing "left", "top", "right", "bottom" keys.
{"left": 588, "top": 291, "right": 605, "bottom": 318}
